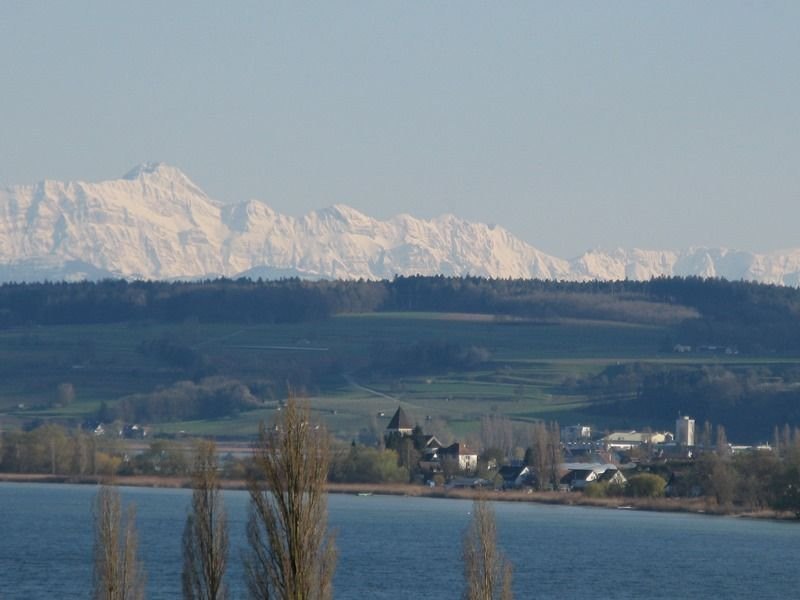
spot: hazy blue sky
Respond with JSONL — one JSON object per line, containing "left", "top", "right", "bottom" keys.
{"left": 1, "top": 2, "right": 798, "bottom": 257}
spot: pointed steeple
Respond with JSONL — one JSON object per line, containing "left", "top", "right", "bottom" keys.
{"left": 386, "top": 406, "right": 413, "bottom": 435}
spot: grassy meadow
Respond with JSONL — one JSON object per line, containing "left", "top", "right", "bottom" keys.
{"left": 0, "top": 311, "right": 785, "bottom": 441}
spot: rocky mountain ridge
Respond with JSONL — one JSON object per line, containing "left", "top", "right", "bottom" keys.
{"left": 1, "top": 163, "right": 799, "bottom": 284}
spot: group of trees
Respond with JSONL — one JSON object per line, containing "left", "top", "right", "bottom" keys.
{"left": 3, "top": 276, "right": 800, "bottom": 355}
{"left": 245, "top": 401, "right": 336, "bottom": 599}
{"left": 648, "top": 276, "right": 800, "bottom": 353}
{"left": 0, "top": 425, "right": 198, "bottom": 477}
{"left": 0, "top": 279, "right": 385, "bottom": 326}
{"left": 91, "top": 443, "right": 227, "bottom": 600}
{"left": 523, "top": 422, "right": 561, "bottom": 491}
{"left": 0, "top": 419, "right": 450, "bottom": 485}
{"left": 89, "top": 399, "right": 515, "bottom": 598}
{"left": 573, "top": 362, "right": 800, "bottom": 441}
{"left": 480, "top": 414, "right": 514, "bottom": 460}
{"left": 329, "top": 445, "right": 409, "bottom": 484}
{"left": 93, "top": 484, "right": 145, "bottom": 599}
{"left": 0, "top": 274, "right": 694, "bottom": 328}
{"left": 182, "top": 441, "right": 228, "bottom": 599}
{"left": 0, "top": 424, "right": 120, "bottom": 476}
{"left": 0, "top": 424, "right": 241, "bottom": 479}
{"left": 115, "top": 377, "right": 261, "bottom": 423}
{"left": 93, "top": 399, "right": 335, "bottom": 600}
{"left": 663, "top": 440, "right": 800, "bottom": 515}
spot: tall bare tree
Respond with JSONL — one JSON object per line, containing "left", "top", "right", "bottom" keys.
{"left": 480, "top": 414, "right": 513, "bottom": 458}
{"left": 462, "top": 497, "right": 513, "bottom": 600}
{"left": 183, "top": 440, "right": 228, "bottom": 600}
{"left": 92, "top": 484, "right": 145, "bottom": 600}
{"left": 528, "top": 422, "right": 548, "bottom": 490}
{"left": 528, "top": 421, "right": 560, "bottom": 490}
{"left": 545, "top": 422, "right": 561, "bottom": 488}
{"left": 715, "top": 425, "right": 729, "bottom": 457}
{"left": 701, "top": 421, "right": 713, "bottom": 451}
{"left": 245, "top": 398, "right": 336, "bottom": 600}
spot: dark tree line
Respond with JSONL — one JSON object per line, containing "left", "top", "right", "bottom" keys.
{"left": 0, "top": 279, "right": 385, "bottom": 326}
{"left": 115, "top": 377, "right": 261, "bottom": 423}
{"left": 2, "top": 275, "right": 800, "bottom": 351}
{"left": 648, "top": 276, "right": 800, "bottom": 352}
{"left": 621, "top": 437, "right": 800, "bottom": 517}
{"left": 572, "top": 362, "right": 800, "bottom": 442}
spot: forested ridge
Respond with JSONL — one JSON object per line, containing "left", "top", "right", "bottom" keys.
{"left": 570, "top": 362, "right": 800, "bottom": 441}
{"left": 1, "top": 275, "right": 799, "bottom": 352}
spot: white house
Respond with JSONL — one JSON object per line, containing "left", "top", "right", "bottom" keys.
{"left": 439, "top": 442, "right": 478, "bottom": 473}
{"left": 559, "top": 463, "right": 625, "bottom": 490}
{"left": 562, "top": 424, "right": 592, "bottom": 442}
{"left": 498, "top": 465, "right": 532, "bottom": 489}
{"left": 604, "top": 431, "right": 667, "bottom": 450}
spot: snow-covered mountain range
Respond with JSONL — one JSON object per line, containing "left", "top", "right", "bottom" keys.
{"left": 1, "top": 163, "right": 799, "bottom": 284}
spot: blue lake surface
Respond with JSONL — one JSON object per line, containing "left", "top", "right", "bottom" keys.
{"left": 1, "top": 482, "right": 799, "bottom": 599}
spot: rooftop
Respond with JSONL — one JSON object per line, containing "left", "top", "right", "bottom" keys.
{"left": 386, "top": 406, "right": 413, "bottom": 431}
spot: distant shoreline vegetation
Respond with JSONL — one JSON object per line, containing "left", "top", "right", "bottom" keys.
{"left": 0, "top": 275, "right": 799, "bottom": 353}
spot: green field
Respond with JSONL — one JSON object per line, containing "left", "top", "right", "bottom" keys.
{"left": 0, "top": 312, "right": 791, "bottom": 441}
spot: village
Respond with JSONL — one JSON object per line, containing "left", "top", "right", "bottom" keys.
{"left": 4, "top": 403, "right": 799, "bottom": 516}
{"left": 378, "top": 406, "right": 786, "bottom": 503}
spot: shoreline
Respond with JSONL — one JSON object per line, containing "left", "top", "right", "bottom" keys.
{"left": 0, "top": 473, "right": 794, "bottom": 521}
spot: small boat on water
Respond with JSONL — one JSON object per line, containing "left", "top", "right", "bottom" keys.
{"left": 357, "top": 492, "right": 373, "bottom": 497}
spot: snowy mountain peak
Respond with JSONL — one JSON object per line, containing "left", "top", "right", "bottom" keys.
{"left": 1, "top": 166, "right": 800, "bottom": 285}
{"left": 121, "top": 162, "right": 209, "bottom": 200}
{"left": 123, "top": 161, "right": 187, "bottom": 181}
{"left": 314, "top": 204, "right": 371, "bottom": 223}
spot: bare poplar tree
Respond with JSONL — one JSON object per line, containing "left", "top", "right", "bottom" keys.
{"left": 245, "top": 398, "right": 336, "bottom": 600}
{"left": 529, "top": 422, "right": 561, "bottom": 490}
{"left": 480, "top": 414, "right": 513, "bottom": 458}
{"left": 528, "top": 422, "right": 547, "bottom": 490}
{"left": 715, "top": 425, "right": 729, "bottom": 457}
{"left": 545, "top": 421, "right": 561, "bottom": 489}
{"left": 701, "top": 421, "right": 713, "bottom": 451}
{"left": 462, "top": 497, "right": 513, "bottom": 600}
{"left": 183, "top": 440, "right": 228, "bottom": 600}
{"left": 92, "top": 484, "right": 145, "bottom": 600}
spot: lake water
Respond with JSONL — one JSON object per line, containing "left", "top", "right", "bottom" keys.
{"left": 0, "top": 482, "right": 798, "bottom": 599}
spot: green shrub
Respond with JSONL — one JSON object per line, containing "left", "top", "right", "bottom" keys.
{"left": 625, "top": 473, "right": 667, "bottom": 498}
{"left": 584, "top": 481, "right": 609, "bottom": 498}
{"left": 330, "top": 446, "right": 409, "bottom": 483}
{"left": 607, "top": 482, "right": 626, "bottom": 497}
